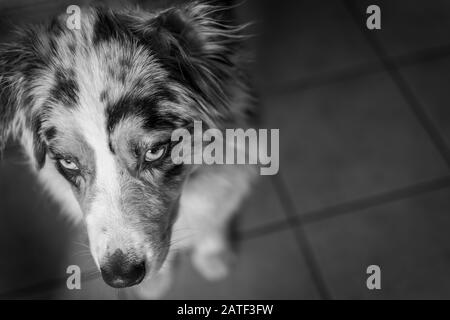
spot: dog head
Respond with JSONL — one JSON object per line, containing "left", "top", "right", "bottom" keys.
{"left": 0, "top": 2, "right": 246, "bottom": 288}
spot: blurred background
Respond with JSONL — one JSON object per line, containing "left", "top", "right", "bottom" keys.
{"left": 1, "top": 0, "right": 450, "bottom": 299}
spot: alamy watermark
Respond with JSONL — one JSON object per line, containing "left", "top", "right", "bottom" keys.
{"left": 366, "top": 5, "right": 381, "bottom": 30}
{"left": 66, "top": 265, "right": 81, "bottom": 290}
{"left": 171, "top": 121, "right": 279, "bottom": 175}
{"left": 66, "top": 5, "right": 81, "bottom": 30}
{"left": 366, "top": 265, "right": 381, "bottom": 290}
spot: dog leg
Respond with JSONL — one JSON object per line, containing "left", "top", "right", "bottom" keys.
{"left": 191, "top": 230, "right": 236, "bottom": 281}
{"left": 178, "top": 165, "right": 256, "bottom": 281}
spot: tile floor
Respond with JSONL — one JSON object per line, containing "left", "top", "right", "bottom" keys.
{"left": 0, "top": 0, "right": 450, "bottom": 299}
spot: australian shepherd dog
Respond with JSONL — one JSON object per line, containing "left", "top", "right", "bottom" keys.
{"left": 0, "top": 1, "right": 257, "bottom": 297}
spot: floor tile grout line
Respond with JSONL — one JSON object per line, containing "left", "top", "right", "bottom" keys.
{"left": 241, "top": 219, "right": 290, "bottom": 240}
{"left": 263, "top": 42, "right": 450, "bottom": 97}
{"left": 302, "top": 176, "right": 450, "bottom": 224}
{"left": 271, "top": 174, "right": 333, "bottom": 300}
{"left": 243, "top": 175, "right": 450, "bottom": 240}
{"left": 342, "top": 0, "right": 450, "bottom": 169}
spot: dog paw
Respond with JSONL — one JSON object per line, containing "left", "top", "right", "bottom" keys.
{"left": 192, "top": 245, "right": 236, "bottom": 281}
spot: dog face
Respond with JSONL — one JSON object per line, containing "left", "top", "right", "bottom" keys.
{"left": 0, "top": 3, "right": 245, "bottom": 288}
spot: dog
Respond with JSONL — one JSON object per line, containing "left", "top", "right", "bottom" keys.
{"left": 0, "top": 1, "right": 257, "bottom": 298}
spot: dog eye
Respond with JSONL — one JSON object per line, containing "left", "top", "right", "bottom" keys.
{"left": 58, "top": 158, "right": 79, "bottom": 171}
{"left": 144, "top": 146, "right": 166, "bottom": 162}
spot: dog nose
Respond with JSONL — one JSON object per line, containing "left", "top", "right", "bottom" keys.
{"left": 100, "top": 249, "right": 146, "bottom": 288}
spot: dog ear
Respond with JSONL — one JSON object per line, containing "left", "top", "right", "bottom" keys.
{"left": 0, "top": 31, "right": 47, "bottom": 168}
{"left": 0, "top": 43, "right": 26, "bottom": 155}
{"left": 130, "top": 2, "right": 249, "bottom": 121}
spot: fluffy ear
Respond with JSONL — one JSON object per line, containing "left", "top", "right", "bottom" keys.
{"left": 0, "top": 42, "right": 24, "bottom": 153}
{"left": 129, "top": 1, "right": 249, "bottom": 120}
{"left": 0, "top": 31, "right": 47, "bottom": 168}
